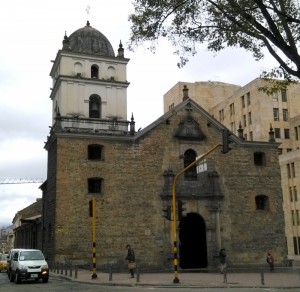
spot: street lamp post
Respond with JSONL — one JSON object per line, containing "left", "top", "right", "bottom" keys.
{"left": 171, "top": 143, "right": 221, "bottom": 283}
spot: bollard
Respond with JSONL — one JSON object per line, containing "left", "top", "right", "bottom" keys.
{"left": 65, "top": 263, "right": 68, "bottom": 276}
{"left": 260, "top": 268, "right": 265, "bottom": 285}
{"left": 61, "top": 263, "right": 64, "bottom": 275}
{"left": 70, "top": 264, "right": 73, "bottom": 277}
{"left": 109, "top": 264, "right": 112, "bottom": 281}
{"left": 136, "top": 265, "right": 140, "bottom": 283}
{"left": 223, "top": 268, "right": 227, "bottom": 284}
{"left": 56, "top": 262, "right": 59, "bottom": 274}
{"left": 75, "top": 265, "right": 78, "bottom": 279}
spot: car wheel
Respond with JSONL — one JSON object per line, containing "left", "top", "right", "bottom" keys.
{"left": 15, "top": 271, "right": 21, "bottom": 284}
{"left": 9, "top": 272, "right": 15, "bottom": 282}
{"left": 42, "top": 277, "right": 49, "bottom": 283}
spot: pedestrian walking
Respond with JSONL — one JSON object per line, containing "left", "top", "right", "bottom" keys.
{"left": 125, "top": 244, "right": 136, "bottom": 278}
{"left": 219, "top": 248, "right": 226, "bottom": 274}
{"left": 266, "top": 252, "right": 275, "bottom": 272}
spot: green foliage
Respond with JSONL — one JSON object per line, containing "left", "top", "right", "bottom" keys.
{"left": 129, "top": 0, "right": 300, "bottom": 82}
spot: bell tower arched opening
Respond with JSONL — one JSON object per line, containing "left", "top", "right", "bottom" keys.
{"left": 179, "top": 212, "right": 207, "bottom": 269}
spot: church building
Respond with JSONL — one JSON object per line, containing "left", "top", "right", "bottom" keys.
{"left": 42, "top": 21, "right": 287, "bottom": 270}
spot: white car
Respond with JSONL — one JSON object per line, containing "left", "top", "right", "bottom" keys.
{"left": 9, "top": 249, "right": 49, "bottom": 284}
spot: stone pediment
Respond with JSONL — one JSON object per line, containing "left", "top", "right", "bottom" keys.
{"left": 174, "top": 116, "right": 206, "bottom": 140}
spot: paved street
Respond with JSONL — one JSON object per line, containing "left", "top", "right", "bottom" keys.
{"left": 1, "top": 267, "right": 300, "bottom": 291}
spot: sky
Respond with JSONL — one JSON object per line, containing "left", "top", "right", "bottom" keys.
{"left": 0, "top": 0, "right": 278, "bottom": 227}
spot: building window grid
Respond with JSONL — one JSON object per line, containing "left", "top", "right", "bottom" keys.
{"left": 273, "top": 92, "right": 278, "bottom": 102}
{"left": 294, "top": 186, "right": 298, "bottom": 201}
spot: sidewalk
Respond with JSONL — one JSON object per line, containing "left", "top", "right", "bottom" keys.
{"left": 50, "top": 268, "right": 300, "bottom": 288}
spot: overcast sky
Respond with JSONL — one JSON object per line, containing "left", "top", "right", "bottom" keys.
{"left": 0, "top": 0, "right": 278, "bottom": 227}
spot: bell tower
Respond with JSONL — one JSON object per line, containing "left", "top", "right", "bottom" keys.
{"left": 49, "top": 21, "right": 130, "bottom": 133}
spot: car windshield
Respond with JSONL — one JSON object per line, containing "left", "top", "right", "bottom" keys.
{"left": 19, "top": 250, "right": 45, "bottom": 261}
{"left": 0, "top": 254, "right": 7, "bottom": 261}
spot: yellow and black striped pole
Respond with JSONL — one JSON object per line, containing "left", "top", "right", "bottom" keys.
{"left": 91, "top": 197, "right": 97, "bottom": 279}
{"left": 171, "top": 143, "right": 221, "bottom": 284}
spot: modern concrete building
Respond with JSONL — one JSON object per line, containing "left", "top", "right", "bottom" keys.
{"left": 164, "top": 79, "right": 300, "bottom": 265}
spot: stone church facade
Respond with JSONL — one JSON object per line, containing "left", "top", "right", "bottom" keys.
{"left": 42, "top": 21, "right": 287, "bottom": 270}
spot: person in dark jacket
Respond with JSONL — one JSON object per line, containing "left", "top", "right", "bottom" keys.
{"left": 219, "top": 248, "right": 226, "bottom": 273}
{"left": 266, "top": 252, "right": 275, "bottom": 272}
{"left": 125, "top": 244, "right": 135, "bottom": 278}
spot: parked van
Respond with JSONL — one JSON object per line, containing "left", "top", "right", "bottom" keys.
{"left": 7, "top": 249, "right": 27, "bottom": 279}
{"left": 9, "top": 249, "right": 49, "bottom": 284}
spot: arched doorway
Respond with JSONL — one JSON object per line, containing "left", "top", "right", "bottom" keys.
{"left": 179, "top": 213, "right": 207, "bottom": 269}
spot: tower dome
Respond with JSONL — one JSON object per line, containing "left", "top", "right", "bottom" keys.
{"left": 65, "top": 21, "right": 115, "bottom": 57}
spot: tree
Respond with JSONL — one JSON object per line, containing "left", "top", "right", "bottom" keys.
{"left": 129, "top": 0, "right": 300, "bottom": 86}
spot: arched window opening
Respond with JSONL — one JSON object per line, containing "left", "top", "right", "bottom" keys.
{"left": 88, "top": 144, "right": 103, "bottom": 160}
{"left": 184, "top": 149, "right": 197, "bottom": 181}
{"left": 108, "top": 66, "right": 116, "bottom": 80}
{"left": 91, "top": 65, "right": 99, "bottom": 79}
{"left": 254, "top": 152, "right": 266, "bottom": 166}
{"left": 255, "top": 195, "right": 269, "bottom": 210}
{"left": 88, "top": 177, "right": 102, "bottom": 194}
{"left": 89, "top": 95, "right": 101, "bottom": 118}
{"left": 74, "top": 62, "right": 82, "bottom": 76}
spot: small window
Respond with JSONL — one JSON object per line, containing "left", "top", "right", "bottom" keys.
{"left": 88, "top": 178, "right": 102, "bottom": 193}
{"left": 273, "top": 92, "right": 278, "bottom": 102}
{"left": 248, "top": 112, "right": 252, "bottom": 125}
{"left": 281, "top": 89, "right": 287, "bottom": 102}
{"left": 284, "top": 128, "right": 290, "bottom": 139}
{"left": 89, "top": 95, "right": 101, "bottom": 118}
{"left": 295, "top": 127, "right": 299, "bottom": 140}
{"left": 246, "top": 92, "right": 251, "bottom": 105}
{"left": 230, "top": 103, "right": 234, "bottom": 116}
{"left": 243, "top": 114, "right": 247, "bottom": 127}
{"left": 275, "top": 128, "right": 281, "bottom": 138}
{"left": 273, "top": 108, "right": 279, "bottom": 121}
{"left": 184, "top": 149, "right": 197, "bottom": 181}
{"left": 255, "top": 195, "right": 268, "bottom": 210}
{"left": 283, "top": 109, "right": 288, "bottom": 121}
{"left": 91, "top": 65, "right": 99, "bottom": 79}
{"left": 293, "top": 237, "right": 300, "bottom": 255}
{"left": 254, "top": 152, "right": 266, "bottom": 166}
{"left": 241, "top": 95, "right": 245, "bottom": 108}
{"left": 88, "top": 144, "right": 103, "bottom": 160}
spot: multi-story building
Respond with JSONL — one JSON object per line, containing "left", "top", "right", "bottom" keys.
{"left": 164, "top": 79, "right": 300, "bottom": 265}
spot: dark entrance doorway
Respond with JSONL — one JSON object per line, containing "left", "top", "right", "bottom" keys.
{"left": 179, "top": 212, "right": 207, "bottom": 269}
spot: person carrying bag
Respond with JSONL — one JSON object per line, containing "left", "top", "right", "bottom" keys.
{"left": 125, "top": 244, "right": 136, "bottom": 278}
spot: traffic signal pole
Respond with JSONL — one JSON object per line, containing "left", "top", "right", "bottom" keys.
{"left": 171, "top": 143, "right": 221, "bottom": 284}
